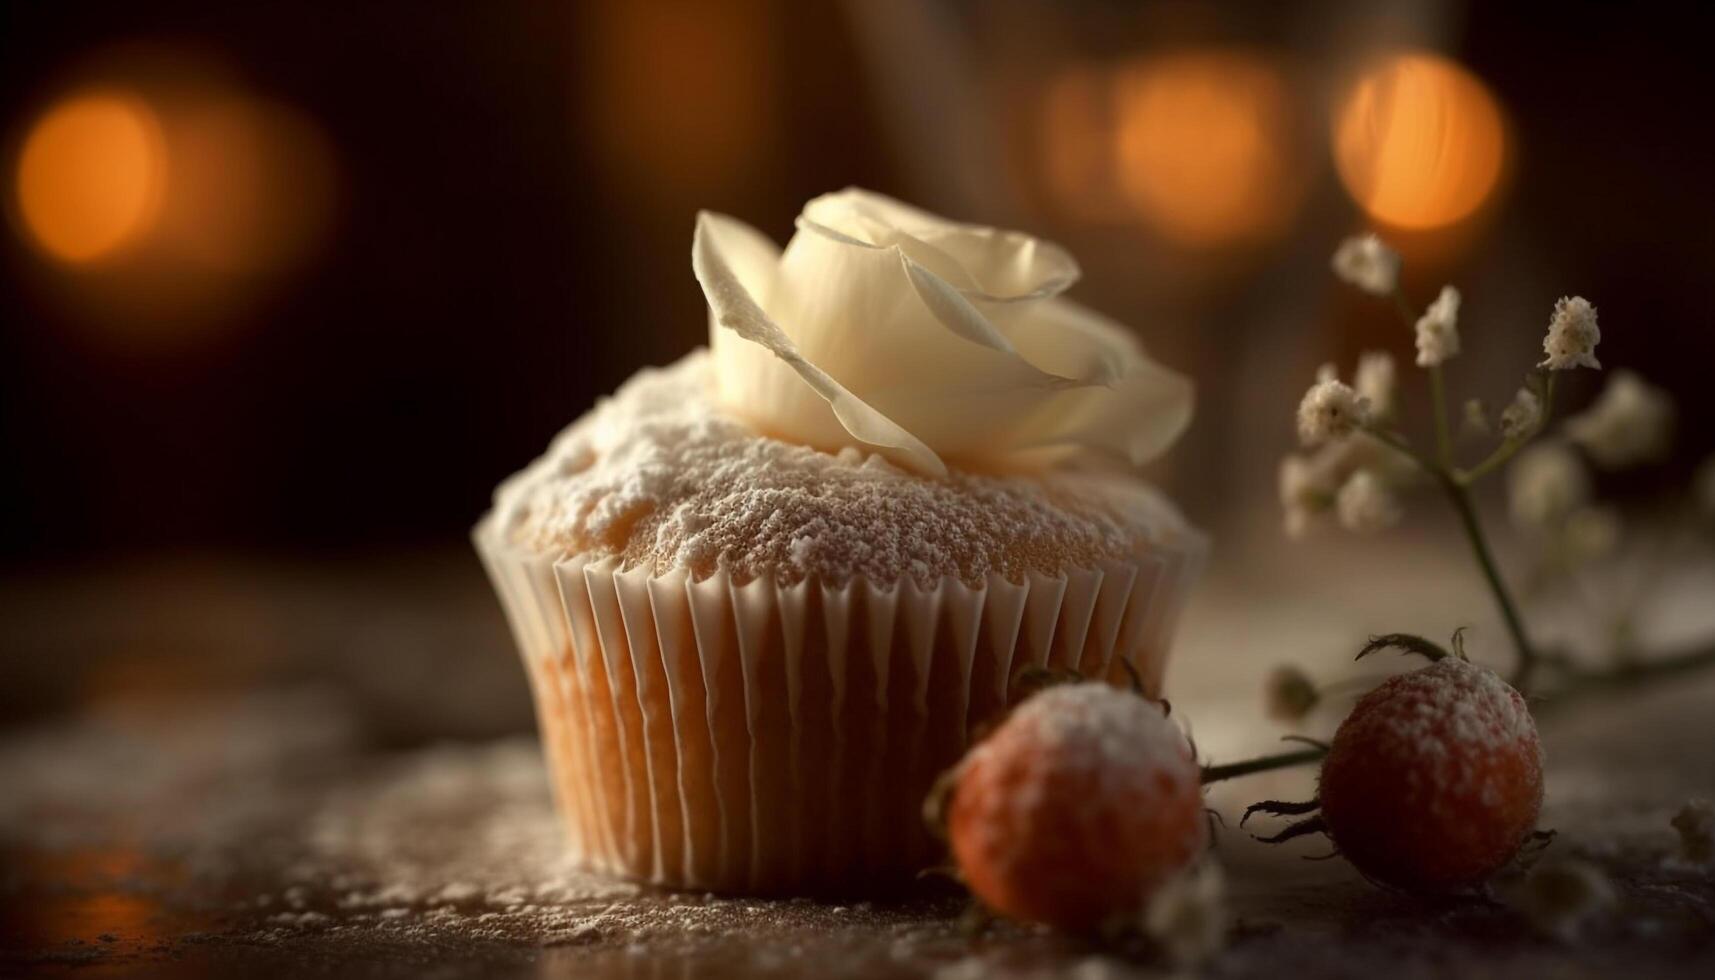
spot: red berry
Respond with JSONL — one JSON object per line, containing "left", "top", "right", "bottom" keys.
{"left": 948, "top": 683, "right": 1206, "bottom": 931}
{"left": 1319, "top": 658, "right": 1543, "bottom": 892}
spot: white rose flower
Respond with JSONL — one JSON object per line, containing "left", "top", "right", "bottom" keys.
{"left": 692, "top": 188, "right": 1193, "bottom": 476}
{"left": 1564, "top": 369, "right": 1673, "bottom": 469}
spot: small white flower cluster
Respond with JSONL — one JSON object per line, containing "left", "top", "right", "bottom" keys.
{"left": 1511, "top": 858, "right": 1616, "bottom": 941}
{"left": 1565, "top": 370, "right": 1673, "bottom": 469}
{"left": 1296, "top": 370, "right": 1372, "bottom": 446}
{"left": 1354, "top": 351, "right": 1397, "bottom": 420}
{"left": 1542, "top": 296, "right": 1602, "bottom": 370}
{"left": 1287, "top": 236, "right": 1641, "bottom": 549}
{"left": 1283, "top": 355, "right": 1407, "bottom": 536}
{"left": 1142, "top": 860, "right": 1226, "bottom": 965}
{"left": 1499, "top": 387, "right": 1542, "bottom": 440}
{"left": 1336, "top": 470, "right": 1403, "bottom": 533}
{"left": 1508, "top": 443, "right": 1590, "bottom": 530}
{"left": 1331, "top": 234, "right": 1399, "bottom": 296}
{"left": 1414, "top": 285, "right": 1462, "bottom": 367}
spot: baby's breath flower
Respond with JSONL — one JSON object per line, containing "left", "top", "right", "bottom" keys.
{"left": 1500, "top": 387, "right": 1542, "bottom": 440}
{"left": 1564, "top": 507, "right": 1622, "bottom": 563}
{"left": 1565, "top": 370, "right": 1673, "bottom": 469}
{"left": 1278, "top": 455, "right": 1331, "bottom": 538}
{"left": 1672, "top": 798, "right": 1714, "bottom": 864}
{"left": 1336, "top": 470, "right": 1402, "bottom": 533}
{"left": 1264, "top": 665, "right": 1320, "bottom": 722}
{"left": 1413, "top": 285, "right": 1462, "bottom": 367}
{"left": 1508, "top": 443, "right": 1590, "bottom": 530}
{"left": 1511, "top": 859, "right": 1616, "bottom": 941}
{"left": 1353, "top": 351, "right": 1397, "bottom": 420}
{"left": 1540, "top": 296, "right": 1601, "bottom": 370}
{"left": 1142, "top": 860, "right": 1227, "bottom": 965}
{"left": 1331, "top": 234, "right": 1400, "bottom": 296}
{"left": 1463, "top": 398, "right": 1491, "bottom": 436}
{"left": 1297, "top": 377, "right": 1371, "bottom": 446}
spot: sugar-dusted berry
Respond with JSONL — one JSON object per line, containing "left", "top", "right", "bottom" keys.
{"left": 1317, "top": 657, "right": 1544, "bottom": 891}
{"left": 946, "top": 683, "right": 1206, "bottom": 930}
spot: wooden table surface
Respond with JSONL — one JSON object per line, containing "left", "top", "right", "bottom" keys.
{"left": 2, "top": 546, "right": 1712, "bottom": 978}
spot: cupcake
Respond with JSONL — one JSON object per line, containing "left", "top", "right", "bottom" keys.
{"left": 475, "top": 189, "right": 1204, "bottom": 896}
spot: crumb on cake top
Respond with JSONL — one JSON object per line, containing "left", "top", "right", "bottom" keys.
{"left": 488, "top": 350, "right": 1197, "bottom": 587}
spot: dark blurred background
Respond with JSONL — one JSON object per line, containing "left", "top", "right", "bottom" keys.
{"left": 3, "top": 0, "right": 1713, "bottom": 733}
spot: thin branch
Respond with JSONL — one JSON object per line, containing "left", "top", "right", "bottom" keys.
{"left": 1457, "top": 372, "right": 1557, "bottom": 485}
{"left": 1534, "top": 640, "right": 1715, "bottom": 715}
{"left": 1443, "top": 475, "right": 1540, "bottom": 689}
{"left": 1430, "top": 364, "right": 1454, "bottom": 468}
{"left": 1200, "top": 746, "right": 1327, "bottom": 785}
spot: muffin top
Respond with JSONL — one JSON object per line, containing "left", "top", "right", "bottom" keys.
{"left": 490, "top": 351, "right": 1195, "bottom": 588}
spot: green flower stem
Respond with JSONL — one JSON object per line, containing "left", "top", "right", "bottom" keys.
{"left": 1457, "top": 372, "right": 1557, "bottom": 485}
{"left": 1442, "top": 473, "right": 1540, "bottom": 690}
{"left": 1430, "top": 364, "right": 1454, "bottom": 468}
{"left": 1361, "top": 423, "right": 1541, "bottom": 690}
{"left": 1201, "top": 746, "right": 1327, "bottom": 785}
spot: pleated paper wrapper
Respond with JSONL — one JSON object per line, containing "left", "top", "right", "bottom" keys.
{"left": 474, "top": 518, "right": 1205, "bottom": 896}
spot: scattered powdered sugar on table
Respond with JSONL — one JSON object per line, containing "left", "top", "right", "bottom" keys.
{"left": 490, "top": 350, "right": 1193, "bottom": 587}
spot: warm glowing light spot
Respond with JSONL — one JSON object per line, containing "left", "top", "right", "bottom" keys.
{"left": 158, "top": 98, "right": 335, "bottom": 276}
{"left": 1334, "top": 53, "right": 1506, "bottom": 230}
{"left": 1113, "top": 51, "right": 1300, "bottom": 247}
{"left": 1039, "top": 68, "right": 1132, "bottom": 224}
{"left": 581, "top": 0, "right": 777, "bottom": 198}
{"left": 16, "top": 92, "right": 166, "bottom": 262}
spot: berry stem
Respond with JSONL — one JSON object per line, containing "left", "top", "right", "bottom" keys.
{"left": 1200, "top": 746, "right": 1327, "bottom": 785}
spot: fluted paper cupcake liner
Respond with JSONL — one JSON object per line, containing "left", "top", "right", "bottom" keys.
{"left": 474, "top": 519, "right": 1205, "bottom": 895}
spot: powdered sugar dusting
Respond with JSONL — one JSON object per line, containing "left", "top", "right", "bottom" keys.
{"left": 997, "top": 684, "right": 1196, "bottom": 791}
{"left": 961, "top": 683, "right": 1200, "bottom": 839}
{"left": 490, "top": 350, "right": 1194, "bottom": 587}
{"left": 1333, "top": 658, "right": 1542, "bottom": 799}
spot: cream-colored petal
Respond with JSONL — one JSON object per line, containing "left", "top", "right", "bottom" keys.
{"left": 693, "top": 211, "right": 946, "bottom": 476}
{"left": 1001, "top": 296, "right": 1137, "bottom": 387}
{"left": 777, "top": 217, "right": 1075, "bottom": 386}
{"left": 800, "top": 188, "right": 1079, "bottom": 304}
{"left": 996, "top": 355, "right": 1195, "bottom": 467}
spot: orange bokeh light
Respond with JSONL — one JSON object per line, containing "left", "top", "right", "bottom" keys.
{"left": 1114, "top": 51, "right": 1300, "bottom": 247}
{"left": 1333, "top": 53, "right": 1507, "bottom": 230}
{"left": 16, "top": 91, "right": 167, "bottom": 263}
